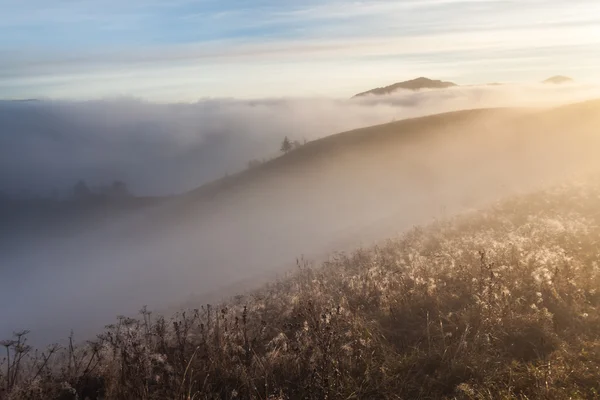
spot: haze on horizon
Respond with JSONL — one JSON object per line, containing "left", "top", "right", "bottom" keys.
{"left": 2, "top": 0, "right": 600, "bottom": 101}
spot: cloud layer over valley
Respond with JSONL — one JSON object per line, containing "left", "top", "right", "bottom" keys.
{"left": 2, "top": 83, "right": 600, "bottom": 345}
{"left": 2, "top": 82, "right": 599, "bottom": 197}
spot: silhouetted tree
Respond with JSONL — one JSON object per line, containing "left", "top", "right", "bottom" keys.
{"left": 280, "top": 136, "right": 292, "bottom": 153}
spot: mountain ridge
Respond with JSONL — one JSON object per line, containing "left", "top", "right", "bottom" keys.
{"left": 353, "top": 77, "right": 457, "bottom": 97}
{"left": 354, "top": 75, "right": 575, "bottom": 98}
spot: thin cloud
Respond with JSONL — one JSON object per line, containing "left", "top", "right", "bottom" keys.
{"left": 2, "top": 0, "right": 600, "bottom": 99}
{"left": 3, "top": 24, "right": 600, "bottom": 100}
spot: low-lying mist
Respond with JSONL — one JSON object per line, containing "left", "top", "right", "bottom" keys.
{"left": 2, "top": 83, "right": 600, "bottom": 345}
{"left": 1, "top": 82, "right": 599, "bottom": 197}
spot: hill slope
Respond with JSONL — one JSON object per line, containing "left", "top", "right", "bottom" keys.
{"left": 178, "top": 99, "right": 600, "bottom": 211}
{"left": 6, "top": 176, "right": 600, "bottom": 399}
{"left": 4, "top": 100, "right": 600, "bottom": 347}
{"left": 353, "top": 77, "right": 457, "bottom": 97}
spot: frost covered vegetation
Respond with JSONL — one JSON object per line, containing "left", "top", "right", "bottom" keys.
{"left": 3, "top": 177, "right": 600, "bottom": 399}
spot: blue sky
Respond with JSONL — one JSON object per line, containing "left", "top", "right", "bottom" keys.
{"left": 1, "top": 0, "right": 600, "bottom": 100}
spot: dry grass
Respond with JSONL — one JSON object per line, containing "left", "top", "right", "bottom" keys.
{"left": 3, "top": 177, "right": 600, "bottom": 399}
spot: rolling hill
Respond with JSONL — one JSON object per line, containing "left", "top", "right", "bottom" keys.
{"left": 353, "top": 75, "right": 575, "bottom": 98}
{"left": 352, "top": 77, "right": 457, "bottom": 97}
{"left": 6, "top": 126, "right": 600, "bottom": 398}
{"left": 4, "top": 99, "right": 600, "bottom": 347}
{"left": 175, "top": 99, "right": 600, "bottom": 212}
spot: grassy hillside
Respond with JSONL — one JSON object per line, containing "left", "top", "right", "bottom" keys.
{"left": 6, "top": 100, "right": 596, "bottom": 341}
{"left": 8, "top": 99, "right": 600, "bottom": 239}
{"left": 155, "top": 100, "right": 600, "bottom": 236}
{"left": 183, "top": 99, "right": 600, "bottom": 201}
{"left": 4, "top": 176, "right": 600, "bottom": 399}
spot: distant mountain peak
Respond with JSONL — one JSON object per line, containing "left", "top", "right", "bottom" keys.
{"left": 353, "top": 77, "right": 457, "bottom": 98}
{"left": 543, "top": 76, "right": 573, "bottom": 84}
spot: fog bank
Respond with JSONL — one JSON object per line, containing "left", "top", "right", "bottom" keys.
{"left": 1, "top": 82, "right": 599, "bottom": 197}
{"left": 2, "top": 87, "right": 600, "bottom": 345}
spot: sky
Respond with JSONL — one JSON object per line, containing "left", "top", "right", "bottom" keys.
{"left": 1, "top": 0, "right": 600, "bottom": 100}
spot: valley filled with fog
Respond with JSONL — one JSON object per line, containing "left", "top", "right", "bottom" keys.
{"left": 2, "top": 83, "right": 600, "bottom": 345}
